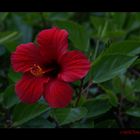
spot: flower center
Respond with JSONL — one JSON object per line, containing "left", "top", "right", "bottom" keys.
{"left": 30, "top": 62, "right": 61, "bottom": 78}
{"left": 44, "top": 61, "right": 61, "bottom": 78}
{"left": 30, "top": 64, "right": 45, "bottom": 77}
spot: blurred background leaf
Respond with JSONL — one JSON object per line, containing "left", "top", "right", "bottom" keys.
{"left": 92, "top": 54, "right": 137, "bottom": 83}
{"left": 2, "top": 84, "right": 19, "bottom": 108}
{"left": 54, "top": 20, "right": 90, "bottom": 52}
{"left": 12, "top": 103, "right": 49, "bottom": 127}
{"left": 50, "top": 107, "right": 88, "bottom": 126}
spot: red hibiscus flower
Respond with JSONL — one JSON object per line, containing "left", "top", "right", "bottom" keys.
{"left": 11, "top": 27, "right": 90, "bottom": 108}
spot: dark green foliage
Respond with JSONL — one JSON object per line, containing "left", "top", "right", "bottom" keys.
{"left": 0, "top": 12, "right": 140, "bottom": 128}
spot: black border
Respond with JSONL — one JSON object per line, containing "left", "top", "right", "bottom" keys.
{"left": 0, "top": 128, "right": 119, "bottom": 137}
{"left": 1, "top": 128, "right": 140, "bottom": 139}
{"left": 0, "top": 0, "right": 140, "bottom": 11}
{"left": 1, "top": 0, "right": 140, "bottom": 139}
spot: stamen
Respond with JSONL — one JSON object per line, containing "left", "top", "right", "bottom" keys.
{"left": 30, "top": 64, "right": 45, "bottom": 77}
{"left": 30, "top": 63, "right": 60, "bottom": 77}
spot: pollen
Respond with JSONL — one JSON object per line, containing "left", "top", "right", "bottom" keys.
{"left": 30, "top": 64, "right": 45, "bottom": 77}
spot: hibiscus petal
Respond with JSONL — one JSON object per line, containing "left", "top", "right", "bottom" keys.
{"left": 44, "top": 79, "right": 73, "bottom": 108}
{"left": 16, "top": 74, "right": 49, "bottom": 104}
{"left": 37, "top": 27, "right": 68, "bottom": 62}
{"left": 11, "top": 43, "right": 42, "bottom": 73}
{"left": 58, "top": 50, "right": 91, "bottom": 82}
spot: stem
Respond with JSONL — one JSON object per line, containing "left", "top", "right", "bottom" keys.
{"left": 5, "top": 109, "right": 12, "bottom": 128}
{"left": 131, "top": 69, "right": 140, "bottom": 77}
{"left": 113, "top": 110, "right": 125, "bottom": 128}
{"left": 93, "top": 19, "right": 108, "bottom": 61}
{"left": 75, "top": 79, "right": 84, "bottom": 107}
{"left": 79, "top": 14, "right": 108, "bottom": 103}
{"left": 116, "top": 76, "right": 127, "bottom": 128}
{"left": 75, "top": 93, "right": 81, "bottom": 107}
{"left": 81, "top": 80, "right": 93, "bottom": 95}
{"left": 93, "top": 39, "right": 100, "bottom": 60}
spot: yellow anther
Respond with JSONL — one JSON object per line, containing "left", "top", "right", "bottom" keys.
{"left": 30, "top": 64, "right": 45, "bottom": 77}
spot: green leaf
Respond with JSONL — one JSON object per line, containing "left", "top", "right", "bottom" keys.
{"left": 8, "top": 68, "right": 21, "bottom": 82}
{"left": 0, "top": 32, "right": 18, "bottom": 44}
{"left": 132, "top": 58, "right": 140, "bottom": 67}
{"left": 82, "top": 98, "right": 111, "bottom": 118}
{"left": 124, "top": 84, "right": 136, "bottom": 102}
{"left": 47, "top": 12, "right": 74, "bottom": 21}
{"left": 0, "top": 31, "right": 20, "bottom": 52}
{"left": 4, "top": 39, "right": 19, "bottom": 52}
{"left": 104, "top": 40, "right": 140, "bottom": 56}
{"left": 51, "top": 107, "right": 88, "bottom": 125}
{"left": 112, "top": 76, "right": 122, "bottom": 93}
{"left": 133, "top": 78, "right": 140, "bottom": 92}
{"left": 22, "top": 116, "right": 56, "bottom": 128}
{"left": 90, "top": 16, "right": 105, "bottom": 31}
{"left": 0, "top": 12, "right": 9, "bottom": 21}
{"left": 12, "top": 14, "right": 33, "bottom": 43}
{"left": 110, "top": 12, "right": 127, "bottom": 29}
{"left": 0, "top": 93, "right": 3, "bottom": 103}
{"left": 126, "top": 108, "right": 140, "bottom": 117}
{"left": 127, "top": 21, "right": 140, "bottom": 36}
{"left": 113, "top": 76, "right": 136, "bottom": 102}
{"left": 92, "top": 54, "right": 137, "bottom": 83}
{"left": 12, "top": 103, "right": 49, "bottom": 127}
{"left": 54, "top": 20, "right": 90, "bottom": 51}
{"left": 74, "top": 95, "right": 87, "bottom": 106}
{"left": 71, "top": 119, "right": 94, "bottom": 128}
{"left": 103, "top": 30, "right": 126, "bottom": 40}
{"left": 95, "top": 119, "right": 118, "bottom": 128}
{"left": 99, "top": 85, "right": 118, "bottom": 107}
{"left": 3, "top": 85, "right": 19, "bottom": 108}
{"left": 0, "top": 46, "right": 6, "bottom": 56}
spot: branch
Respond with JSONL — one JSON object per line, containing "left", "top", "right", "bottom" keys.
{"left": 117, "top": 76, "right": 127, "bottom": 128}
{"left": 75, "top": 79, "right": 84, "bottom": 106}
{"left": 81, "top": 78, "right": 93, "bottom": 95}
